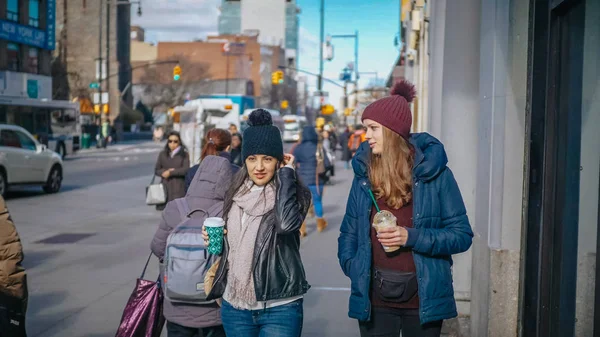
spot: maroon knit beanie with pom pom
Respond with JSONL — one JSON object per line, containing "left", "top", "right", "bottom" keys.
{"left": 361, "top": 80, "right": 416, "bottom": 139}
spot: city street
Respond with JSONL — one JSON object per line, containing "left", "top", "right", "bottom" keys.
{"left": 4, "top": 142, "right": 362, "bottom": 337}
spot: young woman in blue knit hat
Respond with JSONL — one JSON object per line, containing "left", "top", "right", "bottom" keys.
{"left": 204, "top": 109, "right": 312, "bottom": 337}
{"left": 338, "top": 80, "right": 474, "bottom": 337}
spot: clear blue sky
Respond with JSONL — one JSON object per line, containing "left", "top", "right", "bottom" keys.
{"left": 296, "top": 0, "right": 400, "bottom": 108}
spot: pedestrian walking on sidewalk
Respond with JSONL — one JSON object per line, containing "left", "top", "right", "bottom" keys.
{"left": 151, "top": 155, "right": 233, "bottom": 337}
{"left": 337, "top": 80, "right": 473, "bottom": 337}
{"left": 184, "top": 128, "right": 240, "bottom": 192}
{"left": 204, "top": 109, "right": 311, "bottom": 337}
{"left": 348, "top": 125, "right": 366, "bottom": 157}
{"left": 293, "top": 126, "right": 331, "bottom": 236}
{"left": 230, "top": 132, "right": 243, "bottom": 167}
{"left": 155, "top": 131, "right": 190, "bottom": 210}
{"left": 0, "top": 196, "right": 27, "bottom": 337}
{"left": 339, "top": 126, "right": 353, "bottom": 169}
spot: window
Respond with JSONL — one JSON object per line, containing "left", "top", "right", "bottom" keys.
{"left": 0, "top": 130, "right": 22, "bottom": 148}
{"left": 7, "top": 43, "right": 21, "bottom": 72}
{"left": 15, "top": 131, "right": 37, "bottom": 151}
{"left": 16, "top": 107, "right": 34, "bottom": 133}
{"left": 29, "top": 0, "right": 40, "bottom": 27}
{"left": 7, "top": 0, "right": 19, "bottom": 22}
{"left": 28, "top": 48, "right": 39, "bottom": 73}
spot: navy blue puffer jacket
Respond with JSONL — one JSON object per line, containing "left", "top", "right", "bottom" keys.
{"left": 293, "top": 126, "right": 328, "bottom": 187}
{"left": 337, "top": 132, "right": 473, "bottom": 324}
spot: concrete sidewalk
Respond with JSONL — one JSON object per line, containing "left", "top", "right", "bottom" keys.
{"left": 8, "top": 175, "right": 163, "bottom": 337}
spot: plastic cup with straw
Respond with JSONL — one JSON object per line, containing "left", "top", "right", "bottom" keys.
{"left": 369, "top": 190, "right": 400, "bottom": 253}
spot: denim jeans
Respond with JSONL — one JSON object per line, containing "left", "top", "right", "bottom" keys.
{"left": 308, "top": 185, "right": 324, "bottom": 218}
{"left": 221, "top": 299, "right": 304, "bottom": 337}
{"left": 166, "top": 321, "right": 226, "bottom": 337}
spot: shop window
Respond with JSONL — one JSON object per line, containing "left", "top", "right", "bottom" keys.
{"left": 7, "top": 0, "right": 19, "bottom": 22}
{"left": 28, "top": 48, "right": 39, "bottom": 73}
{"left": 29, "top": 0, "right": 40, "bottom": 27}
{"left": 7, "top": 43, "right": 21, "bottom": 72}
{"left": 17, "top": 107, "right": 34, "bottom": 133}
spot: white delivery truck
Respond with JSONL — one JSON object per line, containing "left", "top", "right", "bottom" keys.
{"left": 173, "top": 98, "right": 241, "bottom": 166}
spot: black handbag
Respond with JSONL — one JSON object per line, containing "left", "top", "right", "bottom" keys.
{"left": 0, "top": 292, "right": 27, "bottom": 337}
{"left": 373, "top": 267, "right": 418, "bottom": 303}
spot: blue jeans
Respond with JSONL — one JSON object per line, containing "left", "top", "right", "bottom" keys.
{"left": 221, "top": 299, "right": 304, "bottom": 337}
{"left": 308, "top": 185, "right": 324, "bottom": 218}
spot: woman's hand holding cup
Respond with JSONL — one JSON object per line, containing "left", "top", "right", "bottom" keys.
{"left": 376, "top": 225, "right": 409, "bottom": 247}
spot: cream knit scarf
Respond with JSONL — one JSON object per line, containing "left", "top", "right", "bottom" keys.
{"left": 225, "top": 180, "right": 276, "bottom": 308}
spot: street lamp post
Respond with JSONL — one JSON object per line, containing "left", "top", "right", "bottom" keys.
{"left": 318, "top": 0, "right": 325, "bottom": 92}
{"left": 329, "top": 31, "right": 359, "bottom": 83}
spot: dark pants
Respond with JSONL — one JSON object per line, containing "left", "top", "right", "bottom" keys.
{"left": 166, "top": 321, "right": 226, "bottom": 337}
{"left": 221, "top": 299, "right": 303, "bottom": 337}
{"left": 359, "top": 307, "right": 443, "bottom": 337}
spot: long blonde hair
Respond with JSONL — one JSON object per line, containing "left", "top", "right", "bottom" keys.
{"left": 369, "top": 127, "right": 414, "bottom": 209}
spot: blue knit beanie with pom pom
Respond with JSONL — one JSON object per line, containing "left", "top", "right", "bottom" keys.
{"left": 242, "top": 109, "right": 284, "bottom": 162}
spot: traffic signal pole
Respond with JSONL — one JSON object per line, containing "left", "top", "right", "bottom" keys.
{"left": 97, "top": 0, "right": 103, "bottom": 124}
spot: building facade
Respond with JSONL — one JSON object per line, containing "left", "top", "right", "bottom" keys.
{"left": 0, "top": 0, "right": 55, "bottom": 102}
{"left": 131, "top": 34, "right": 290, "bottom": 113}
{"left": 54, "top": 0, "right": 132, "bottom": 123}
{"left": 387, "top": 0, "right": 599, "bottom": 336}
{"left": 217, "top": 0, "right": 300, "bottom": 68}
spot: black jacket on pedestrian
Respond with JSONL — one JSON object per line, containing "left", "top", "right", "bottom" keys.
{"left": 230, "top": 147, "right": 243, "bottom": 167}
{"left": 207, "top": 167, "right": 312, "bottom": 302}
{"left": 339, "top": 131, "right": 352, "bottom": 162}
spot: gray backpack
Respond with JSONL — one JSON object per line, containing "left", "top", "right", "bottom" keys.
{"left": 163, "top": 198, "right": 221, "bottom": 305}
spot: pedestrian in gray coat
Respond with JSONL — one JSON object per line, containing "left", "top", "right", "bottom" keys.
{"left": 150, "top": 155, "right": 233, "bottom": 337}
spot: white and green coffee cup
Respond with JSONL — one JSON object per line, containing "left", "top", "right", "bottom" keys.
{"left": 204, "top": 217, "right": 225, "bottom": 255}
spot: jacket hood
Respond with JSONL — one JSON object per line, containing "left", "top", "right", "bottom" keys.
{"left": 301, "top": 126, "right": 319, "bottom": 143}
{"left": 352, "top": 132, "right": 448, "bottom": 182}
{"left": 186, "top": 155, "right": 232, "bottom": 201}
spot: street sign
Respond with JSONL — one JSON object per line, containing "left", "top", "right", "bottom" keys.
{"left": 89, "top": 82, "right": 100, "bottom": 89}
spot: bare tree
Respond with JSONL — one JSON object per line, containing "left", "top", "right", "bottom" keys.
{"left": 137, "top": 55, "right": 210, "bottom": 112}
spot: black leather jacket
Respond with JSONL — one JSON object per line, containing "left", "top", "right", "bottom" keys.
{"left": 208, "top": 167, "right": 312, "bottom": 302}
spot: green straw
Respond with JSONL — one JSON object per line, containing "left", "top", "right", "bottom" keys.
{"left": 368, "top": 190, "right": 381, "bottom": 213}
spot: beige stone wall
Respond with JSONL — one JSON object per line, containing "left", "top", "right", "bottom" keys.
{"left": 131, "top": 41, "right": 157, "bottom": 63}
{"left": 55, "top": 0, "right": 120, "bottom": 121}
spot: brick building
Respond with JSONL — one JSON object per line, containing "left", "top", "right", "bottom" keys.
{"left": 132, "top": 33, "right": 291, "bottom": 111}
{"left": 55, "top": 0, "right": 132, "bottom": 123}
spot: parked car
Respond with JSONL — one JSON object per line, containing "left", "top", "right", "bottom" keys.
{"left": 0, "top": 124, "right": 63, "bottom": 197}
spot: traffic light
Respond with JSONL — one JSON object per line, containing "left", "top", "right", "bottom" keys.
{"left": 173, "top": 65, "right": 181, "bottom": 81}
{"left": 321, "top": 104, "right": 335, "bottom": 115}
{"left": 271, "top": 70, "right": 284, "bottom": 85}
{"left": 280, "top": 100, "right": 289, "bottom": 109}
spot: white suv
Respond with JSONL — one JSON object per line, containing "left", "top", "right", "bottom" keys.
{"left": 0, "top": 124, "right": 63, "bottom": 197}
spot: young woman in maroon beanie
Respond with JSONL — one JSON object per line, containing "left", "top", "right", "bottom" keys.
{"left": 337, "top": 80, "right": 473, "bottom": 337}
